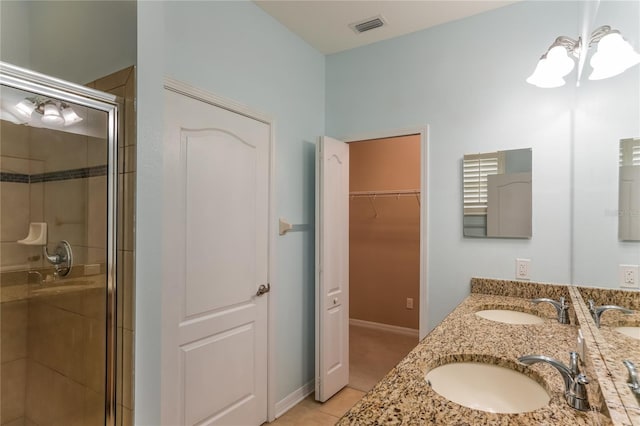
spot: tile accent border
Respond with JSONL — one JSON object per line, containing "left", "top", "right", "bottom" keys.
{"left": 0, "top": 165, "right": 107, "bottom": 183}
{"left": 0, "top": 172, "right": 29, "bottom": 183}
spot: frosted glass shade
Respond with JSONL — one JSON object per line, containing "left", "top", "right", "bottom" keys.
{"left": 41, "top": 103, "right": 64, "bottom": 125}
{"left": 589, "top": 33, "right": 640, "bottom": 80}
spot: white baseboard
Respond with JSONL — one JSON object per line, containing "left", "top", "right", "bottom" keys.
{"left": 274, "top": 379, "right": 315, "bottom": 418}
{"left": 349, "top": 318, "right": 419, "bottom": 337}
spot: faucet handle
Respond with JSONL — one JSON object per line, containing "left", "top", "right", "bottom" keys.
{"left": 569, "top": 351, "right": 580, "bottom": 376}
{"left": 623, "top": 360, "right": 640, "bottom": 394}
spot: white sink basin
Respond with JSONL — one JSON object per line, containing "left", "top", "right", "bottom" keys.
{"left": 475, "top": 309, "right": 545, "bottom": 325}
{"left": 425, "top": 362, "right": 549, "bottom": 413}
{"left": 615, "top": 326, "right": 640, "bottom": 340}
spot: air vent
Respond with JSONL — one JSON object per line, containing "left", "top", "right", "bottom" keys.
{"left": 349, "top": 15, "right": 386, "bottom": 34}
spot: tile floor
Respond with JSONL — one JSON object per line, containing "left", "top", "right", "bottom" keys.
{"left": 349, "top": 324, "right": 418, "bottom": 392}
{"left": 268, "top": 324, "right": 418, "bottom": 425}
{"left": 267, "top": 387, "right": 365, "bottom": 425}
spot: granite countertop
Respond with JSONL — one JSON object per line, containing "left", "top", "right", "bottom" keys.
{"left": 572, "top": 286, "right": 640, "bottom": 424}
{"left": 338, "top": 292, "right": 611, "bottom": 425}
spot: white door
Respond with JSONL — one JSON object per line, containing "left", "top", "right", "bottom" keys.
{"left": 315, "top": 136, "right": 350, "bottom": 402}
{"left": 619, "top": 165, "right": 640, "bottom": 240}
{"left": 162, "top": 87, "right": 270, "bottom": 425}
{"left": 486, "top": 172, "right": 532, "bottom": 238}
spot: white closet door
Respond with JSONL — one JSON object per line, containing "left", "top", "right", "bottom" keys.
{"left": 162, "top": 88, "right": 270, "bottom": 425}
{"left": 315, "top": 136, "right": 350, "bottom": 402}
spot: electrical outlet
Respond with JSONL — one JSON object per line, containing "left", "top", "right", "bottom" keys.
{"left": 406, "top": 298, "right": 414, "bottom": 309}
{"left": 619, "top": 265, "right": 639, "bottom": 288}
{"left": 516, "top": 258, "right": 531, "bottom": 280}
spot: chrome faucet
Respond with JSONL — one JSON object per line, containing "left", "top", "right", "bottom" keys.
{"left": 623, "top": 360, "right": 640, "bottom": 396}
{"left": 587, "top": 299, "right": 633, "bottom": 328}
{"left": 531, "top": 297, "right": 570, "bottom": 324}
{"left": 518, "top": 351, "right": 590, "bottom": 411}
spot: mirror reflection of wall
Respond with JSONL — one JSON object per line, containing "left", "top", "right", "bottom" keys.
{"left": 619, "top": 137, "right": 640, "bottom": 241}
{"left": 463, "top": 148, "right": 532, "bottom": 238}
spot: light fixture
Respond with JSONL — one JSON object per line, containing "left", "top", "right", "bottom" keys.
{"left": 13, "top": 97, "right": 83, "bottom": 126}
{"left": 527, "top": 40, "right": 577, "bottom": 88}
{"left": 588, "top": 27, "right": 640, "bottom": 80}
{"left": 61, "top": 105, "right": 83, "bottom": 126}
{"left": 527, "top": 25, "right": 640, "bottom": 88}
{"left": 14, "top": 99, "right": 37, "bottom": 120}
{"left": 42, "top": 102, "right": 64, "bottom": 125}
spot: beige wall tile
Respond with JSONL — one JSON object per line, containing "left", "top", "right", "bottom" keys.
{"left": 124, "top": 68, "right": 135, "bottom": 148}
{"left": 116, "top": 327, "right": 123, "bottom": 406}
{"left": 27, "top": 301, "right": 87, "bottom": 385}
{"left": 1, "top": 300, "right": 28, "bottom": 362}
{"left": 0, "top": 156, "right": 30, "bottom": 174}
{"left": 85, "top": 247, "right": 106, "bottom": 265}
{"left": 33, "top": 282, "right": 85, "bottom": 313}
{"left": 83, "top": 383, "right": 105, "bottom": 425}
{"left": 0, "top": 122, "right": 30, "bottom": 158}
{"left": 87, "top": 176, "right": 107, "bottom": 249}
{"left": 87, "top": 137, "right": 108, "bottom": 168}
{"left": 28, "top": 159, "right": 44, "bottom": 175}
{"left": 29, "top": 128, "right": 88, "bottom": 173}
{"left": 29, "top": 182, "right": 44, "bottom": 223}
{"left": 0, "top": 242, "right": 37, "bottom": 271}
{"left": 84, "top": 313, "right": 106, "bottom": 395}
{"left": 117, "top": 172, "right": 135, "bottom": 251}
{"left": 44, "top": 179, "right": 87, "bottom": 248}
{"left": 25, "top": 361, "right": 85, "bottom": 425}
{"left": 122, "top": 329, "right": 133, "bottom": 409}
{"left": 1, "top": 358, "right": 26, "bottom": 423}
{"left": 122, "top": 407, "right": 132, "bottom": 426}
{"left": 3, "top": 416, "right": 26, "bottom": 426}
{"left": 121, "top": 250, "right": 134, "bottom": 331}
{"left": 92, "top": 67, "right": 131, "bottom": 92}
{"left": 118, "top": 145, "right": 136, "bottom": 174}
{"left": 1, "top": 183, "right": 31, "bottom": 242}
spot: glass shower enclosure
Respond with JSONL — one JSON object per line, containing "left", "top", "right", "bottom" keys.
{"left": 0, "top": 62, "right": 118, "bottom": 425}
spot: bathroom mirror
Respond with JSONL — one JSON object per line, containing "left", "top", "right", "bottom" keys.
{"left": 463, "top": 148, "right": 532, "bottom": 238}
{"left": 619, "top": 137, "right": 640, "bottom": 241}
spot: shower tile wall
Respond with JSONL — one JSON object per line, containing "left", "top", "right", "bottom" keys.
{"left": 87, "top": 65, "right": 136, "bottom": 426}
{"left": 1, "top": 117, "right": 108, "bottom": 426}
{"left": 1, "top": 65, "right": 134, "bottom": 426}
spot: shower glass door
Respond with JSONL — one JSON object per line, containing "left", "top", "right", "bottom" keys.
{"left": 0, "top": 63, "right": 118, "bottom": 426}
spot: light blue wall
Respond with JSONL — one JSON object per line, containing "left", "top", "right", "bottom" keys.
{"left": 326, "top": 1, "right": 580, "bottom": 330}
{"left": 572, "top": 0, "right": 640, "bottom": 287}
{"left": 0, "top": 1, "right": 136, "bottom": 85}
{"left": 137, "top": 1, "right": 325, "bottom": 416}
{"left": 135, "top": 2, "right": 164, "bottom": 425}
{"left": 0, "top": 1, "right": 31, "bottom": 68}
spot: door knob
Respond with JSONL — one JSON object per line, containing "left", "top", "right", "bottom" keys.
{"left": 256, "top": 283, "right": 271, "bottom": 296}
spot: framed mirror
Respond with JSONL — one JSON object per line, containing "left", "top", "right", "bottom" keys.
{"left": 463, "top": 148, "right": 532, "bottom": 238}
{"left": 619, "top": 137, "right": 640, "bottom": 241}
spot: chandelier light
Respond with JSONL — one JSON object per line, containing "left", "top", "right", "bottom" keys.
{"left": 527, "top": 25, "right": 640, "bottom": 88}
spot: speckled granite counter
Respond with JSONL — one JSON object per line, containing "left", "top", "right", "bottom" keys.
{"left": 573, "top": 286, "right": 640, "bottom": 425}
{"left": 338, "top": 280, "right": 612, "bottom": 425}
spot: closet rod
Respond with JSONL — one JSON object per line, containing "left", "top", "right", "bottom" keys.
{"left": 349, "top": 189, "right": 420, "bottom": 198}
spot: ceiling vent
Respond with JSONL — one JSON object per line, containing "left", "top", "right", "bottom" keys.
{"left": 349, "top": 15, "right": 386, "bottom": 34}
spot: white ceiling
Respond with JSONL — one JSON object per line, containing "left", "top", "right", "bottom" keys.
{"left": 254, "top": 1, "right": 518, "bottom": 54}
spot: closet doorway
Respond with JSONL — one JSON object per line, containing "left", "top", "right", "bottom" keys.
{"left": 347, "top": 133, "right": 422, "bottom": 392}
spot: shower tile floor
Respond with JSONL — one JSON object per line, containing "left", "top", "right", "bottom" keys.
{"left": 267, "top": 324, "right": 418, "bottom": 425}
